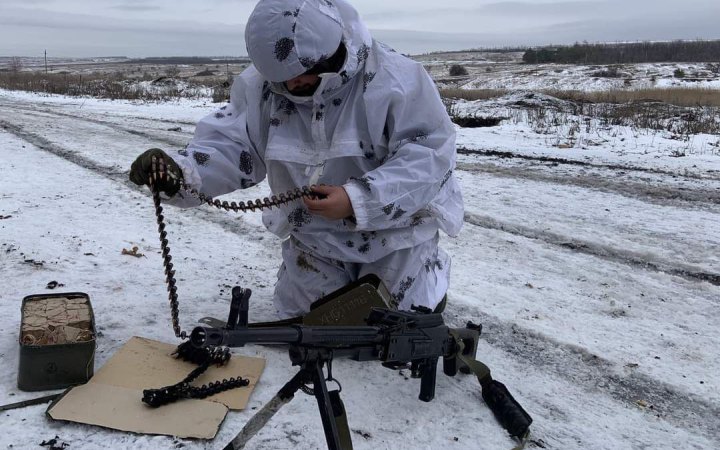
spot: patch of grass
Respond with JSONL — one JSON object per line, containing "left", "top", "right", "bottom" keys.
{"left": 0, "top": 71, "right": 212, "bottom": 101}
{"left": 439, "top": 88, "right": 507, "bottom": 101}
{"left": 442, "top": 87, "right": 720, "bottom": 108}
{"left": 540, "top": 88, "right": 720, "bottom": 108}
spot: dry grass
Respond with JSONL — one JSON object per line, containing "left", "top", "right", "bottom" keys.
{"left": 440, "top": 88, "right": 508, "bottom": 101}
{"left": 0, "top": 71, "right": 214, "bottom": 101}
{"left": 545, "top": 88, "right": 720, "bottom": 107}
{"left": 441, "top": 87, "right": 720, "bottom": 108}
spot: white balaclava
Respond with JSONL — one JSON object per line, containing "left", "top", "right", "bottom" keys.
{"left": 245, "top": 0, "right": 345, "bottom": 82}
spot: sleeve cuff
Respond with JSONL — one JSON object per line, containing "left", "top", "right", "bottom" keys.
{"left": 343, "top": 181, "right": 371, "bottom": 230}
{"left": 171, "top": 154, "right": 202, "bottom": 190}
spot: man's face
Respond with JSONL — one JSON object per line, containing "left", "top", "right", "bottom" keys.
{"left": 285, "top": 74, "right": 321, "bottom": 96}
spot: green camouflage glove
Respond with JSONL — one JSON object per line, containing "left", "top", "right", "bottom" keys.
{"left": 129, "top": 148, "right": 183, "bottom": 196}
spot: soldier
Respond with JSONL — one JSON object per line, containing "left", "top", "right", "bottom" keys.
{"left": 129, "top": 0, "right": 463, "bottom": 318}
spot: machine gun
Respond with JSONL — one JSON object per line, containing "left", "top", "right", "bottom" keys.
{"left": 190, "top": 287, "right": 532, "bottom": 450}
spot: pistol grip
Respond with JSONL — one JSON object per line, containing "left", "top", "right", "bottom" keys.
{"left": 418, "top": 357, "right": 438, "bottom": 402}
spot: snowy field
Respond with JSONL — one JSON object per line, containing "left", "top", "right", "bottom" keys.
{"left": 1, "top": 87, "right": 719, "bottom": 450}
{"left": 414, "top": 52, "right": 720, "bottom": 91}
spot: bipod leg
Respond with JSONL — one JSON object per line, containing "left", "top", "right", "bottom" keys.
{"left": 310, "top": 358, "right": 353, "bottom": 450}
{"left": 223, "top": 369, "right": 307, "bottom": 450}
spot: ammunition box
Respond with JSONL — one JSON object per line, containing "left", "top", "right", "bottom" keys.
{"left": 18, "top": 292, "right": 96, "bottom": 391}
{"left": 303, "top": 274, "right": 396, "bottom": 326}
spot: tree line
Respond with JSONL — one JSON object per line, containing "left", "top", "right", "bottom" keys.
{"left": 523, "top": 40, "right": 720, "bottom": 64}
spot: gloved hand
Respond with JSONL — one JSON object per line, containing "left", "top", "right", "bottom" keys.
{"left": 129, "top": 148, "right": 183, "bottom": 196}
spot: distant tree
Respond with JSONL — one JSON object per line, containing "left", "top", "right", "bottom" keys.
{"left": 448, "top": 64, "right": 468, "bottom": 76}
{"left": 522, "top": 49, "right": 538, "bottom": 64}
{"left": 522, "top": 40, "right": 720, "bottom": 65}
{"left": 674, "top": 68, "right": 686, "bottom": 78}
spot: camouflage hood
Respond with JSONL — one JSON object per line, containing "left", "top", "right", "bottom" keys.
{"left": 245, "top": 0, "right": 372, "bottom": 84}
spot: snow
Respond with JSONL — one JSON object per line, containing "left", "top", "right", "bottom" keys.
{"left": 1, "top": 88, "right": 719, "bottom": 449}
{"left": 449, "top": 63, "right": 720, "bottom": 92}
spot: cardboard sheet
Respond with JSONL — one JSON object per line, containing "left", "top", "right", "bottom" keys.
{"left": 47, "top": 336, "right": 266, "bottom": 439}
{"left": 48, "top": 383, "right": 228, "bottom": 439}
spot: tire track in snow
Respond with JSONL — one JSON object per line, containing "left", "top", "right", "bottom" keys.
{"left": 457, "top": 161, "right": 720, "bottom": 207}
{"left": 464, "top": 212, "right": 720, "bottom": 287}
{"left": 8, "top": 103, "right": 719, "bottom": 207}
{"left": 0, "top": 121, "right": 262, "bottom": 240}
{"left": 0, "top": 104, "right": 192, "bottom": 149}
{"left": 445, "top": 304, "right": 720, "bottom": 442}
{"left": 0, "top": 97, "right": 199, "bottom": 126}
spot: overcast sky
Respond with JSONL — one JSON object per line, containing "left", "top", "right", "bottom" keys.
{"left": 1, "top": 0, "right": 719, "bottom": 57}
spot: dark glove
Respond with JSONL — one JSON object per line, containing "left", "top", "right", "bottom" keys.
{"left": 129, "top": 148, "right": 183, "bottom": 196}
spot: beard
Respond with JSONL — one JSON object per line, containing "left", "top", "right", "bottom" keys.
{"left": 287, "top": 78, "right": 321, "bottom": 96}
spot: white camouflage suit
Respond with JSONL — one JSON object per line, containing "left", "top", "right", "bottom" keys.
{"left": 168, "top": 0, "right": 464, "bottom": 318}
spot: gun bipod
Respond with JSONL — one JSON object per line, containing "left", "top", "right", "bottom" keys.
{"left": 225, "top": 345, "right": 353, "bottom": 450}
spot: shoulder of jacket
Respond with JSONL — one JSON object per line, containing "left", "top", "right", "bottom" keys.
{"left": 372, "top": 42, "right": 425, "bottom": 74}
{"left": 364, "top": 42, "right": 431, "bottom": 99}
{"left": 231, "top": 65, "right": 271, "bottom": 107}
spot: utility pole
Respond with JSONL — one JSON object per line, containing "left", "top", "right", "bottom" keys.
{"left": 45, "top": 50, "right": 48, "bottom": 74}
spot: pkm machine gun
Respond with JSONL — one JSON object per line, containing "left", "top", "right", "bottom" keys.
{"left": 190, "top": 287, "right": 532, "bottom": 450}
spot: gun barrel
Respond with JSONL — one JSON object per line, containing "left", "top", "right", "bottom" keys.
{"left": 190, "top": 326, "right": 301, "bottom": 347}
{"left": 190, "top": 325, "right": 384, "bottom": 349}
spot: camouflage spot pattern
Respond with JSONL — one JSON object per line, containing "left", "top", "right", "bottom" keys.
{"left": 440, "top": 170, "right": 453, "bottom": 188}
{"left": 357, "top": 44, "right": 370, "bottom": 63}
{"left": 300, "top": 57, "right": 317, "bottom": 69}
{"left": 239, "top": 151, "right": 253, "bottom": 175}
{"left": 350, "top": 176, "right": 372, "bottom": 192}
{"left": 193, "top": 151, "right": 210, "bottom": 166}
{"left": 363, "top": 72, "right": 376, "bottom": 92}
{"left": 391, "top": 207, "right": 406, "bottom": 220}
{"left": 410, "top": 214, "right": 425, "bottom": 227}
{"left": 288, "top": 207, "right": 313, "bottom": 228}
{"left": 394, "top": 276, "right": 415, "bottom": 304}
{"left": 424, "top": 257, "right": 444, "bottom": 273}
{"left": 278, "top": 98, "right": 297, "bottom": 115}
{"left": 274, "top": 38, "right": 295, "bottom": 62}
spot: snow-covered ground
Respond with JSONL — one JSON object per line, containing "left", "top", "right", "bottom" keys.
{"left": 416, "top": 51, "right": 720, "bottom": 92}
{"left": 1, "top": 88, "right": 719, "bottom": 450}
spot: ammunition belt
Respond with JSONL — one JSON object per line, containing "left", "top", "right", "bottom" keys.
{"left": 151, "top": 183, "right": 316, "bottom": 339}
{"left": 147, "top": 155, "right": 317, "bottom": 403}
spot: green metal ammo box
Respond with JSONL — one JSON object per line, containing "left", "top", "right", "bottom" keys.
{"left": 18, "top": 292, "right": 96, "bottom": 391}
